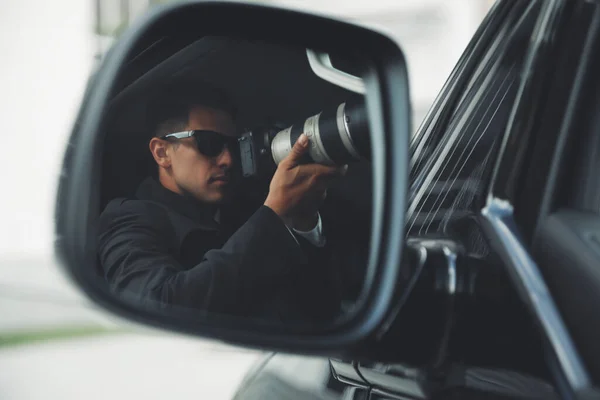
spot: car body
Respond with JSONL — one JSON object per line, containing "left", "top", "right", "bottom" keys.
{"left": 226, "top": 1, "right": 600, "bottom": 398}
{"left": 39, "top": 0, "right": 600, "bottom": 399}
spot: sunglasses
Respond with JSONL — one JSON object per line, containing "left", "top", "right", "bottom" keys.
{"left": 161, "top": 130, "right": 239, "bottom": 158}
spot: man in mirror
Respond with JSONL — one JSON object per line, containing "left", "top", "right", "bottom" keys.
{"left": 97, "top": 80, "right": 352, "bottom": 324}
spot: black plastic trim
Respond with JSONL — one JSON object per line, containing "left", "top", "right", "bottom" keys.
{"left": 536, "top": 211, "right": 600, "bottom": 385}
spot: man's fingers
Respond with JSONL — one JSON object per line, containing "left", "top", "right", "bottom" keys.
{"left": 308, "top": 163, "right": 347, "bottom": 178}
{"left": 284, "top": 133, "right": 310, "bottom": 167}
{"left": 292, "top": 164, "right": 346, "bottom": 190}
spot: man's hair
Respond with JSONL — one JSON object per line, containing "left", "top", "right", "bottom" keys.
{"left": 147, "top": 78, "right": 237, "bottom": 138}
{"left": 157, "top": 118, "right": 187, "bottom": 138}
{"left": 145, "top": 78, "right": 237, "bottom": 177}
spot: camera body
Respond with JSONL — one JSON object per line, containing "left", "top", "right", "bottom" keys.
{"left": 237, "top": 99, "right": 369, "bottom": 179}
{"left": 237, "top": 127, "right": 279, "bottom": 178}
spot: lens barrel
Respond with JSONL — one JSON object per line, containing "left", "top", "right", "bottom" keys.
{"left": 270, "top": 100, "right": 369, "bottom": 166}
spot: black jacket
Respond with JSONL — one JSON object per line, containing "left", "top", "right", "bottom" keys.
{"left": 97, "top": 177, "right": 345, "bottom": 324}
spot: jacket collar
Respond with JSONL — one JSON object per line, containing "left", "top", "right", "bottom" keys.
{"left": 135, "top": 177, "right": 220, "bottom": 236}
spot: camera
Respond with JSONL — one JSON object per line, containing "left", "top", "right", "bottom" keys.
{"left": 237, "top": 99, "right": 370, "bottom": 178}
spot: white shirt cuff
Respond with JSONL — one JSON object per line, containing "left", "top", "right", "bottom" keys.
{"left": 292, "top": 213, "right": 326, "bottom": 247}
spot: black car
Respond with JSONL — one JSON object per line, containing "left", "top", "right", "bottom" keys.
{"left": 56, "top": 1, "right": 600, "bottom": 399}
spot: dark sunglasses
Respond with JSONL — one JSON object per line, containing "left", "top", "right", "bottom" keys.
{"left": 161, "top": 130, "right": 239, "bottom": 158}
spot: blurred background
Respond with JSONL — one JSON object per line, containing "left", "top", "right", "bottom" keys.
{"left": 0, "top": 0, "right": 492, "bottom": 399}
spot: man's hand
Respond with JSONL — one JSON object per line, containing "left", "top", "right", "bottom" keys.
{"left": 264, "top": 134, "right": 346, "bottom": 228}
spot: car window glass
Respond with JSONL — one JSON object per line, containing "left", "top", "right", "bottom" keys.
{"left": 408, "top": 2, "right": 525, "bottom": 186}
{"left": 406, "top": 1, "right": 541, "bottom": 243}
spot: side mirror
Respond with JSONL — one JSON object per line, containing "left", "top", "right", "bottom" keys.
{"left": 55, "top": 0, "right": 410, "bottom": 358}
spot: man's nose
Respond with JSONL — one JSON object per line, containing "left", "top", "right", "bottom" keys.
{"left": 216, "top": 147, "right": 233, "bottom": 168}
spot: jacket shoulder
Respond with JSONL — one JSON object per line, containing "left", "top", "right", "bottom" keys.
{"left": 98, "top": 197, "right": 171, "bottom": 232}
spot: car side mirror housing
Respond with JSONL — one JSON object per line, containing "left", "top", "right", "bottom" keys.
{"left": 55, "top": 0, "right": 411, "bottom": 359}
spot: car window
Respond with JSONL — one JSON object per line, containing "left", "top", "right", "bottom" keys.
{"left": 406, "top": 1, "right": 541, "bottom": 244}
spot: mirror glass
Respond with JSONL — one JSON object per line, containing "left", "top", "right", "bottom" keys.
{"left": 96, "top": 35, "right": 375, "bottom": 329}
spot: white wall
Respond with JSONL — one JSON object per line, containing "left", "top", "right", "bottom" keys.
{"left": 0, "top": 0, "right": 95, "bottom": 257}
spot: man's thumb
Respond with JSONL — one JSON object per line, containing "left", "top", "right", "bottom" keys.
{"left": 287, "top": 133, "right": 310, "bottom": 164}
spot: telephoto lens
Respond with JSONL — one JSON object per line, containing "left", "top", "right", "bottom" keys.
{"left": 270, "top": 99, "right": 370, "bottom": 166}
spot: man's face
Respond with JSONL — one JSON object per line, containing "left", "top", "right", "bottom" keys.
{"left": 167, "top": 105, "right": 237, "bottom": 204}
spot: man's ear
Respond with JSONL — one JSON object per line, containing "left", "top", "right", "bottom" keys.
{"left": 149, "top": 138, "right": 171, "bottom": 168}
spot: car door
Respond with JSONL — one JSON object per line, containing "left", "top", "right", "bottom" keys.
{"left": 351, "top": 0, "right": 552, "bottom": 397}
{"left": 331, "top": 0, "right": 599, "bottom": 399}
{"left": 483, "top": 0, "right": 600, "bottom": 396}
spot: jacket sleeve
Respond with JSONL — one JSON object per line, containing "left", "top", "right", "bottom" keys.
{"left": 97, "top": 201, "right": 306, "bottom": 315}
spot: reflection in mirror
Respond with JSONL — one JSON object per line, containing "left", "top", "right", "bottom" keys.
{"left": 97, "top": 35, "right": 374, "bottom": 328}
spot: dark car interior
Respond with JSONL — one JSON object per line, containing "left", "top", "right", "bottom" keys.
{"left": 101, "top": 36, "right": 366, "bottom": 206}
{"left": 96, "top": 34, "right": 373, "bottom": 306}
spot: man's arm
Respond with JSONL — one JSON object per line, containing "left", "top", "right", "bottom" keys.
{"left": 98, "top": 201, "right": 305, "bottom": 316}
